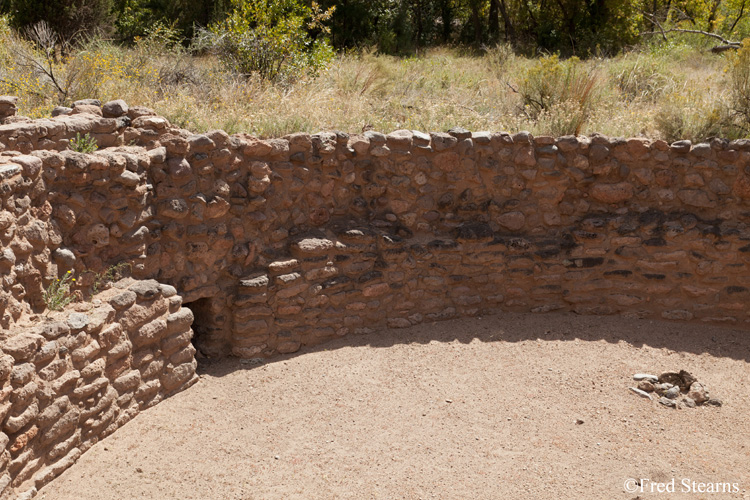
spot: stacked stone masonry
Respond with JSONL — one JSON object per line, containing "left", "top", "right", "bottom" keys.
{"left": 2, "top": 94, "right": 750, "bottom": 494}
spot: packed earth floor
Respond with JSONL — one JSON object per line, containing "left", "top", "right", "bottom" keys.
{"left": 37, "top": 312, "right": 750, "bottom": 500}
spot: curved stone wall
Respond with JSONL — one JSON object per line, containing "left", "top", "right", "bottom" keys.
{"left": 3, "top": 97, "right": 750, "bottom": 358}
{"left": 2, "top": 95, "right": 750, "bottom": 495}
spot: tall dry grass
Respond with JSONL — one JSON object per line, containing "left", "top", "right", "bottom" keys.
{"left": 0, "top": 19, "right": 746, "bottom": 141}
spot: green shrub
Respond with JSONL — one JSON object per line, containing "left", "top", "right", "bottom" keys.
{"left": 69, "top": 132, "right": 98, "bottom": 152}
{"left": 200, "top": 0, "right": 335, "bottom": 84}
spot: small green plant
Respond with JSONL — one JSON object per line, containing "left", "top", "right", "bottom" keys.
{"left": 43, "top": 270, "right": 76, "bottom": 313}
{"left": 88, "top": 262, "right": 132, "bottom": 297}
{"left": 69, "top": 132, "right": 98, "bottom": 153}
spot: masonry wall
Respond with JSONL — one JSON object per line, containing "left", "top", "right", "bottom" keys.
{"left": 0, "top": 280, "right": 197, "bottom": 499}
{"left": 4, "top": 97, "right": 750, "bottom": 360}
{"left": 3, "top": 95, "right": 750, "bottom": 494}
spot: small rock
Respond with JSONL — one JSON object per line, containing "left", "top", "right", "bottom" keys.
{"left": 629, "top": 387, "right": 653, "bottom": 400}
{"left": 637, "top": 380, "right": 655, "bottom": 392}
{"left": 127, "top": 279, "right": 161, "bottom": 299}
{"left": 653, "top": 383, "right": 672, "bottom": 395}
{"left": 575, "top": 419, "right": 584, "bottom": 425}
{"left": 67, "top": 313, "right": 89, "bottom": 331}
{"left": 633, "top": 373, "right": 658, "bottom": 382}
{"left": 51, "top": 106, "right": 72, "bottom": 117}
{"left": 102, "top": 99, "right": 128, "bottom": 117}
{"left": 658, "top": 396, "right": 676, "bottom": 408}
{"left": 682, "top": 397, "right": 696, "bottom": 408}
{"left": 704, "top": 398, "right": 723, "bottom": 407}
{"left": 665, "top": 386, "right": 680, "bottom": 399}
{"left": 73, "top": 98, "right": 102, "bottom": 107}
{"left": 52, "top": 248, "right": 76, "bottom": 269}
{"left": 688, "top": 382, "right": 709, "bottom": 404}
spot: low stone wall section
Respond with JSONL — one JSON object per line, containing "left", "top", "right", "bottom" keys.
{"left": 0, "top": 278, "right": 197, "bottom": 499}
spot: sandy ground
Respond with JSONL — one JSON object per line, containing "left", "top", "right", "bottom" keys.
{"left": 37, "top": 312, "right": 750, "bottom": 500}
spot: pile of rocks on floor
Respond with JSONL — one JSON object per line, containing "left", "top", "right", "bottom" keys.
{"left": 629, "top": 370, "right": 722, "bottom": 409}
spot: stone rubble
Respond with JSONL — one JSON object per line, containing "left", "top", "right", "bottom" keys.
{"left": 630, "top": 371, "right": 722, "bottom": 409}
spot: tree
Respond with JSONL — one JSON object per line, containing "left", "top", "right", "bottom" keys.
{"left": 5, "top": 0, "right": 115, "bottom": 44}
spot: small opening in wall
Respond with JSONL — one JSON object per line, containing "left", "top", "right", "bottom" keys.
{"left": 182, "top": 297, "right": 213, "bottom": 359}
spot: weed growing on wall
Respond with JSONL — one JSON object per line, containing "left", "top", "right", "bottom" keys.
{"left": 88, "top": 262, "right": 131, "bottom": 297}
{"left": 69, "top": 132, "right": 98, "bottom": 152}
{"left": 43, "top": 270, "right": 76, "bottom": 313}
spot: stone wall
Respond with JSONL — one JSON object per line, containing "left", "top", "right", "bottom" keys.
{"left": 3, "top": 97, "right": 750, "bottom": 358}
{"left": 2, "top": 95, "right": 750, "bottom": 493}
{"left": 0, "top": 279, "right": 197, "bottom": 499}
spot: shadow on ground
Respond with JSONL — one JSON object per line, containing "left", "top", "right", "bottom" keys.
{"left": 197, "top": 311, "right": 750, "bottom": 378}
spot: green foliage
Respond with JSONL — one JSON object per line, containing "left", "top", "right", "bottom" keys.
{"left": 4, "top": 0, "right": 114, "bottom": 44}
{"left": 202, "top": 0, "right": 335, "bottom": 83}
{"left": 43, "top": 270, "right": 76, "bottom": 313}
{"left": 69, "top": 132, "right": 98, "bottom": 152}
{"left": 112, "top": 0, "right": 230, "bottom": 43}
{"left": 518, "top": 54, "right": 600, "bottom": 134}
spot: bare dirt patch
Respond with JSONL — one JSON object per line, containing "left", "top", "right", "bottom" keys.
{"left": 38, "top": 312, "right": 750, "bottom": 500}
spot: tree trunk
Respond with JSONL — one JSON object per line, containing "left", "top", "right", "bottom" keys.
{"left": 489, "top": 0, "right": 500, "bottom": 42}
{"left": 471, "top": 0, "right": 483, "bottom": 45}
{"left": 498, "top": 0, "right": 516, "bottom": 44}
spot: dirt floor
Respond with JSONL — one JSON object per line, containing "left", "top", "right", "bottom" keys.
{"left": 37, "top": 312, "right": 750, "bottom": 500}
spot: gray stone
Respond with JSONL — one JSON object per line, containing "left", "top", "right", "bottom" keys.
{"left": 658, "top": 396, "right": 676, "bottom": 408}
{"left": 670, "top": 140, "right": 692, "bottom": 153}
{"left": 448, "top": 127, "right": 471, "bottom": 140}
{"left": 665, "top": 386, "right": 680, "bottom": 399}
{"left": 363, "top": 130, "right": 386, "bottom": 145}
{"left": 128, "top": 279, "right": 161, "bottom": 299}
{"left": 682, "top": 397, "right": 696, "bottom": 408}
{"left": 629, "top": 387, "right": 652, "bottom": 400}
{"left": 51, "top": 106, "right": 72, "bottom": 117}
{"left": 109, "top": 290, "right": 137, "bottom": 310}
{"left": 102, "top": 99, "right": 128, "bottom": 117}
{"left": 52, "top": 248, "right": 76, "bottom": 268}
{"left": 117, "top": 170, "right": 141, "bottom": 187}
{"left": 73, "top": 99, "right": 101, "bottom": 107}
{"left": 430, "top": 132, "right": 458, "bottom": 151}
{"left": 704, "top": 398, "right": 722, "bottom": 407}
{"left": 0, "top": 164, "right": 21, "bottom": 180}
{"left": 67, "top": 313, "right": 89, "bottom": 331}
{"left": 159, "top": 284, "right": 178, "bottom": 298}
{"left": 633, "top": 373, "right": 658, "bottom": 382}
{"left": 0, "top": 248, "right": 16, "bottom": 267}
